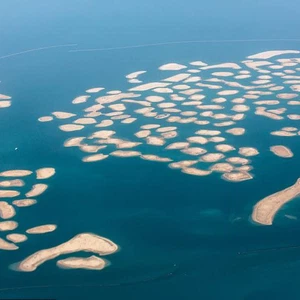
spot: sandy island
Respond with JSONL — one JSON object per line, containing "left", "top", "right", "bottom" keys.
{"left": 238, "top": 147, "right": 259, "bottom": 157}
{"left": 226, "top": 128, "right": 245, "bottom": 135}
{"left": 270, "top": 145, "right": 293, "bottom": 158}
{"left": 26, "top": 224, "right": 57, "bottom": 234}
{"left": 181, "top": 147, "right": 207, "bottom": 156}
{"left": 72, "top": 95, "right": 90, "bottom": 104}
{"left": 200, "top": 153, "right": 225, "bottom": 162}
{"left": 0, "top": 170, "right": 32, "bottom": 177}
{"left": 25, "top": 184, "right": 48, "bottom": 197}
{"left": 141, "top": 155, "right": 172, "bottom": 162}
{"left": 182, "top": 168, "right": 212, "bottom": 176}
{"left": 0, "top": 201, "right": 16, "bottom": 219}
{"left": 12, "top": 199, "right": 37, "bottom": 207}
{"left": 0, "top": 179, "right": 25, "bottom": 187}
{"left": 57, "top": 255, "right": 107, "bottom": 270}
{"left": 82, "top": 154, "right": 108, "bottom": 162}
{"left": 6, "top": 233, "right": 27, "bottom": 243}
{"left": 16, "top": 233, "right": 118, "bottom": 272}
{"left": 222, "top": 172, "right": 253, "bottom": 182}
{"left": 252, "top": 178, "right": 300, "bottom": 225}
{"left": 36, "top": 168, "right": 55, "bottom": 180}
{"left": 59, "top": 124, "right": 84, "bottom": 132}
{"left": 0, "top": 190, "right": 20, "bottom": 198}
{"left": 210, "top": 163, "right": 234, "bottom": 173}
{"left": 0, "top": 238, "right": 18, "bottom": 250}
{"left": 52, "top": 112, "right": 76, "bottom": 119}
{"left": 111, "top": 151, "right": 141, "bottom": 157}
{"left": 0, "top": 221, "right": 18, "bottom": 231}
{"left": 38, "top": 116, "right": 53, "bottom": 122}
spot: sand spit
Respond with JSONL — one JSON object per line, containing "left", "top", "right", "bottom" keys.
{"left": 52, "top": 112, "right": 76, "bottom": 119}
{"left": 82, "top": 154, "right": 108, "bottom": 162}
{"left": 111, "top": 150, "right": 141, "bottom": 157}
{"left": 196, "top": 130, "right": 221, "bottom": 136}
{"left": 86, "top": 88, "right": 104, "bottom": 93}
{"left": 36, "top": 168, "right": 55, "bottom": 180}
{"left": 270, "top": 145, "right": 293, "bottom": 158}
{"left": 181, "top": 147, "right": 207, "bottom": 156}
{"left": 59, "top": 124, "right": 84, "bottom": 132}
{"left": 126, "top": 71, "right": 146, "bottom": 79}
{"left": 0, "top": 201, "right": 16, "bottom": 219}
{"left": 38, "top": 116, "right": 53, "bottom": 122}
{"left": 64, "top": 137, "right": 85, "bottom": 147}
{"left": 0, "top": 190, "right": 20, "bottom": 198}
{"left": 248, "top": 50, "right": 300, "bottom": 59}
{"left": 271, "top": 131, "right": 296, "bottom": 137}
{"left": 200, "top": 153, "right": 225, "bottom": 162}
{"left": 0, "top": 221, "right": 18, "bottom": 231}
{"left": 16, "top": 233, "right": 118, "bottom": 272}
{"left": 0, "top": 179, "right": 25, "bottom": 187}
{"left": 12, "top": 199, "right": 37, "bottom": 207}
{"left": 72, "top": 96, "right": 90, "bottom": 104}
{"left": 6, "top": 234, "right": 27, "bottom": 243}
{"left": 222, "top": 172, "right": 253, "bottom": 182}
{"left": 26, "top": 224, "right": 57, "bottom": 234}
{"left": 141, "top": 155, "right": 172, "bottom": 162}
{"left": 25, "top": 184, "right": 48, "bottom": 198}
{"left": 166, "top": 142, "right": 189, "bottom": 150}
{"left": 159, "top": 63, "right": 187, "bottom": 71}
{"left": 0, "top": 238, "right": 18, "bottom": 250}
{"left": 226, "top": 128, "right": 245, "bottom": 135}
{"left": 252, "top": 178, "right": 300, "bottom": 225}
{"left": 182, "top": 168, "right": 212, "bottom": 176}
{"left": 146, "top": 136, "right": 165, "bottom": 146}
{"left": 0, "top": 170, "right": 32, "bottom": 177}
{"left": 238, "top": 147, "right": 259, "bottom": 157}
{"left": 57, "top": 255, "right": 106, "bottom": 270}
{"left": 215, "top": 144, "right": 235, "bottom": 152}
{"left": 210, "top": 163, "right": 234, "bottom": 173}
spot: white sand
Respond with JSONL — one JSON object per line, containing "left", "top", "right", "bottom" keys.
{"left": 90, "top": 130, "right": 116, "bottom": 139}
{"left": 72, "top": 95, "right": 90, "bottom": 104}
{"left": 25, "top": 184, "right": 48, "bottom": 197}
{"left": 163, "top": 73, "right": 190, "bottom": 82}
{"left": 36, "top": 168, "right": 55, "bottom": 179}
{"left": 86, "top": 87, "right": 104, "bottom": 93}
{"left": 166, "top": 142, "right": 189, "bottom": 150}
{"left": 226, "top": 157, "right": 250, "bottom": 165}
{"left": 0, "top": 238, "right": 18, "bottom": 250}
{"left": 146, "top": 136, "right": 165, "bottom": 146}
{"left": 0, "top": 201, "right": 16, "bottom": 219}
{"left": 159, "top": 63, "right": 187, "bottom": 71}
{"left": 0, "top": 179, "right": 25, "bottom": 187}
{"left": 6, "top": 234, "right": 27, "bottom": 243}
{"left": 59, "top": 124, "right": 84, "bottom": 132}
{"left": 82, "top": 154, "right": 108, "bottom": 162}
{"left": 129, "top": 82, "right": 170, "bottom": 92}
{"left": 248, "top": 50, "right": 300, "bottom": 59}
{"left": 182, "top": 168, "right": 212, "bottom": 176}
{"left": 196, "top": 130, "right": 221, "bottom": 136}
{"left": 200, "top": 153, "right": 225, "bottom": 162}
{"left": 126, "top": 71, "right": 146, "bottom": 79}
{"left": 52, "top": 112, "right": 76, "bottom": 119}
{"left": 141, "top": 155, "right": 172, "bottom": 162}
{"left": 226, "top": 128, "right": 245, "bottom": 135}
{"left": 210, "top": 163, "right": 234, "bottom": 173}
{"left": 181, "top": 147, "right": 207, "bottom": 156}
{"left": 38, "top": 116, "right": 53, "bottom": 122}
{"left": 111, "top": 150, "right": 141, "bottom": 157}
{"left": 0, "top": 170, "right": 32, "bottom": 177}
{"left": 12, "top": 199, "right": 37, "bottom": 207}
{"left": 57, "top": 255, "right": 106, "bottom": 270}
{"left": 215, "top": 144, "right": 235, "bottom": 152}
{"left": 64, "top": 137, "right": 85, "bottom": 147}
{"left": 222, "top": 172, "right": 253, "bottom": 182}
{"left": 187, "top": 136, "right": 208, "bottom": 144}
{"left": 0, "top": 190, "right": 20, "bottom": 198}
{"left": 270, "top": 145, "right": 293, "bottom": 158}
{"left": 26, "top": 224, "right": 57, "bottom": 234}
{"left": 0, "top": 101, "right": 12, "bottom": 108}
{"left": 73, "top": 118, "right": 97, "bottom": 125}
{"left": 238, "top": 147, "right": 259, "bottom": 157}
{"left": 0, "top": 221, "right": 18, "bottom": 231}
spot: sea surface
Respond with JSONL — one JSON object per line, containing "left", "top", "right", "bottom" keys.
{"left": 0, "top": 0, "right": 300, "bottom": 299}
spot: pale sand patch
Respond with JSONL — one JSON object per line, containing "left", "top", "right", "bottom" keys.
{"left": 0, "top": 179, "right": 25, "bottom": 187}
{"left": 155, "top": 113, "right": 170, "bottom": 119}
{"left": 156, "top": 126, "right": 177, "bottom": 133}
{"left": 200, "top": 153, "right": 225, "bottom": 162}
{"left": 57, "top": 255, "right": 106, "bottom": 270}
{"left": 202, "top": 63, "right": 241, "bottom": 70}
{"left": 270, "top": 131, "right": 296, "bottom": 137}
{"left": 226, "top": 157, "right": 250, "bottom": 165}
{"left": 6, "top": 234, "right": 27, "bottom": 243}
{"left": 187, "top": 136, "right": 208, "bottom": 144}
{"left": 235, "top": 75, "right": 251, "bottom": 79}
{"left": 134, "top": 107, "right": 154, "bottom": 114}
{"left": 96, "top": 138, "right": 123, "bottom": 145}
{"left": 181, "top": 147, "right": 207, "bottom": 156}
{"left": 270, "top": 145, "right": 293, "bottom": 158}
{"left": 107, "top": 90, "right": 122, "bottom": 95}
{"left": 288, "top": 101, "right": 300, "bottom": 105}
{"left": 26, "top": 224, "right": 57, "bottom": 234}
{"left": 212, "top": 113, "right": 230, "bottom": 119}
{"left": 0, "top": 94, "right": 11, "bottom": 100}
{"left": 153, "top": 87, "right": 173, "bottom": 93}
{"left": 12, "top": 199, "right": 37, "bottom": 207}
{"left": 169, "top": 160, "right": 197, "bottom": 169}
{"left": 73, "top": 118, "right": 96, "bottom": 125}
{"left": 270, "top": 86, "right": 284, "bottom": 91}
{"left": 84, "top": 104, "right": 104, "bottom": 112}
{"left": 254, "top": 100, "right": 279, "bottom": 105}
{"left": 181, "top": 111, "right": 197, "bottom": 116}
{"left": 209, "top": 137, "right": 226, "bottom": 143}
{"left": 197, "top": 105, "right": 223, "bottom": 110}
{"left": 287, "top": 114, "right": 300, "bottom": 120}
{"left": 117, "top": 142, "right": 141, "bottom": 149}
{"left": 135, "top": 130, "right": 151, "bottom": 138}
{"left": 36, "top": 168, "right": 55, "bottom": 180}
{"left": 161, "top": 131, "right": 177, "bottom": 139}
{"left": 167, "top": 116, "right": 181, "bottom": 123}
{"left": 238, "top": 147, "right": 259, "bottom": 157}
{"left": 157, "top": 102, "right": 176, "bottom": 108}
{"left": 129, "top": 82, "right": 170, "bottom": 92}
{"left": 182, "top": 101, "right": 202, "bottom": 106}
{"left": 196, "top": 83, "right": 222, "bottom": 89}
{"left": 231, "top": 105, "right": 250, "bottom": 112}
{"left": 182, "top": 168, "right": 212, "bottom": 176}
{"left": 215, "top": 144, "right": 236, "bottom": 152}
{"left": 166, "top": 142, "right": 189, "bottom": 150}
{"left": 0, "top": 221, "right": 18, "bottom": 231}
{"left": 231, "top": 113, "right": 245, "bottom": 121}
{"left": 235, "top": 165, "right": 253, "bottom": 172}
{"left": 145, "top": 96, "right": 165, "bottom": 102}
{"left": 252, "top": 79, "right": 270, "bottom": 84}
{"left": 0, "top": 170, "right": 32, "bottom": 177}
{"left": 59, "top": 124, "right": 84, "bottom": 132}
{"left": 141, "top": 124, "right": 160, "bottom": 130}
{"left": 0, "top": 238, "right": 18, "bottom": 250}
{"left": 196, "top": 130, "right": 221, "bottom": 136}
{"left": 258, "top": 75, "right": 272, "bottom": 79}
{"left": 217, "top": 90, "right": 239, "bottom": 96}
{"left": 122, "top": 100, "right": 151, "bottom": 106}
{"left": 248, "top": 50, "right": 300, "bottom": 59}
{"left": 126, "top": 71, "right": 146, "bottom": 79}
{"left": 0, "top": 190, "right": 20, "bottom": 198}
{"left": 159, "top": 63, "right": 187, "bottom": 71}
{"left": 89, "top": 130, "right": 116, "bottom": 139}
{"left": 212, "top": 97, "right": 226, "bottom": 103}
{"left": 252, "top": 178, "right": 300, "bottom": 225}
{"left": 109, "top": 103, "right": 126, "bottom": 111}
{"left": 72, "top": 95, "right": 90, "bottom": 104}
{"left": 200, "top": 111, "right": 214, "bottom": 117}
{"left": 163, "top": 73, "right": 190, "bottom": 82}
{"left": 0, "top": 201, "right": 16, "bottom": 219}
{"left": 213, "top": 121, "right": 235, "bottom": 127}
{"left": 170, "top": 95, "right": 185, "bottom": 101}
{"left": 222, "top": 172, "right": 253, "bottom": 182}
{"left": 244, "top": 95, "right": 259, "bottom": 100}
{"left": 163, "top": 108, "right": 181, "bottom": 113}
{"left": 16, "top": 233, "right": 118, "bottom": 272}
{"left": 82, "top": 154, "right": 108, "bottom": 162}
{"left": 281, "top": 127, "right": 298, "bottom": 132}
{"left": 121, "top": 118, "right": 136, "bottom": 124}
{"left": 243, "top": 60, "right": 272, "bottom": 70}
{"left": 231, "top": 98, "right": 245, "bottom": 104}
{"left": 80, "top": 145, "right": 106, "bottom": 153}
{"left": 52, "top": 112, "right": 76, "bottom": 119}
{"left": 111, "top": 114, "right": 130, "bottom": 120}
{"left": 226, "top": 128, "right": 245, "bottom": 136}
{"left": 141, "top": 155, "right": 172, "bottom": 162}
{"left": 96, "top": 93, "right": 140, "bottom": 105}
{"left": 212, "top": 72, "right": 234, "bottom": 77}
{"left": 96, "top": 120, "right": 114, "bottom": 128}
{"left": 111, "top": 150, "right": 141, "bottom": 157}
{"left": 38, "top": 116, "right": 53, "bottom": 122}
{"left": 85, "top": 87, "right": 104, "bottom": 93}
{"left": 180, "top": 88, "right": 201, "bottom": 95}
{"left": 255, "top": 107, "right": 283, "bottom": 120}
{"left": 277, "top": 93, "right": 298, "bottom": 99}
{"left": 210, "top": 163, "right": 234, "bottom": 173}
{"left": 145, "top": 112, "right": 157, "bottom": 117}
{"left": 190, "top": 61, "right": 207, "bottom": 66}
{"left": 187, "top": 69, "right": 201, "bottom": 73}
{"left": 26, "top": 184, "right": 48, "bottom": 198}
{"left": 146, "top": 136, "right": 165, "bottom": 146}
{"left": 188, "top": 94, "right": 205, "bottom": 100}
{"left": 173, "top": 84, "right": 190, "bottom": 90}
{"left": 64, "top": 137, "right": 85, "bottom": 147}
{"left": 0, "top": 101, "right": 12, "bottom": 108}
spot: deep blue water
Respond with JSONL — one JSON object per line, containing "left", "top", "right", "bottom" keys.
{"left": 0, "top": 0, "right": 300, "bottom": 299}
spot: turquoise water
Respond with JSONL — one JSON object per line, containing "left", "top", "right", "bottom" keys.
{"left": 1, "top": 0, "right": 300, "bottom": 299}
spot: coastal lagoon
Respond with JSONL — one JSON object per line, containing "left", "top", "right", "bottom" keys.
{"left": 1, "top": 0, "right": 300, "bottom": 299}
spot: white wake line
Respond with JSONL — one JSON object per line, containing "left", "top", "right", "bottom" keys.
{"left": 69, "top": 39, "right": 300, "bottom": 53}
{"left": 0, "top": 44, "right": 78, "bottom": 60}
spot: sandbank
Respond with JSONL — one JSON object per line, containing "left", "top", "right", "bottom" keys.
{"left": 163, "top": 73, "right": 190, "bottom": 82}
{"left": 0, "top": 238, "right": 18, "bottom": 250}
{"left": 157, "top": 102, "right": 176, "bottom": 108}
{"left": 0, "top": 201, "right": 16, "bottom": 219}
{"left": 161, "top": 131, "right": 177, "bottom": 139}
{"left": 0, "top": 94, "right": 11, "bottom": 100}
{"left": 134, "top": 107, "right": 154, "bottom": 114}
{"left": 197, "top": 105, "right": 223, "bottom": 110}
{"left": 117, "top": 141, "right": 141, "bottom": 149}
{"left": 247, "top": 50, "right": 300, "bottom": 59}
{"left": 287, "top": 114, "right": 300, "bottom": 120}
{"left": 96, "top": 120, "right": 114, "bottom": 127}
{"left": 181, "top": 147, "right": 207, "bottom": 156}
{"left": 277, "top": 93, "right": 298, "bottom": 99}
{"left": 270, "top": 131, "right": 296, "bottom": 137}
{"left": 17, "top": 233, "right": 118, "bottom": 272}
{"left": 231, "top": 98, "right": 245, "bottom": 104}
{"left": 85, "top": 87, "right": 104, "bottom": 93}
{"left": 141, "top": 155, "right": 172, "bottom": 162}
{"left": 231, "top": 105, "right": 250, "bottom": 112}
{"left": 209, "top": 137, "right": 226, "bottom": 143}
{"left": 217, "top": 90, "right": 239, "bottom": 96}
{"left": 226, "top": 157, "right": 249, "bottom": 165}
{"left": 72, "top": 95, "right": 90, "bottom": 104}
{"left": 26, "top": 224, "right": 57, "bottom": 234}
{"left": 146, "top": 136, "right": 165, "bottom": 146}
{"left": 0, "top": 221, "right": 18, "bottom": 231}
{"left": 180, "top": 88, "right": 201, "bottom": 95}
{"left": 281, "top": 127, "right": 298, "bottom": 132}
{"left": 80, "top": 145, "right": 106, "bottom": 153}
{"left": 159, "top": 63, "right": 187, "bottom": 71}
{"left": 89, "top": 130, "right": 116, "bottom": 139}
{"left": 238, "top": 147, "right": 259, "bottom": 157}
{"left": 255, "top": 107, "right": 283, "bottom": 120}
{"left": 0, "top": 190, "right": 20, "bottom": 198}
{"left": 153, "top": 87, "right": 173, "bottom": 93}
{"left": 111, "top": 150, "right": 141, "bottom": 157}
{"left": 222, "top": 172, "right": 253, "bottom": 182}
{"left": 187, "top": 136, "right": 208, "bottom": 144}
{"left": 212, "top": 97, "right": 226, "bottom": 103}
{"left": 135, "top": 130, "right": 151, "bottom": 138}
{"left": 141, "top": 124, "right": 160, "bottom": 130}
{"left": 169, "top": 160, "right": 197, "bottom": 169}
{"left": 156, "top": 126, "right": 177, "bottom": 133}
{"left": 0, "top": 179, "right": 25, "bottom": 187}
{"left": 252, "top": 178, "right": 300, "bottom": 225}
{"left": 52, "top": 112, "right": 76, "bottom": 119}
{"left": 181, "top": 111, "right": 197, "bottom": 116}
{"left": 200, "top": 153, "right": 224, "bottom": 162}
{"left": 213, "top": 121, "right": 235, "bottom": 127}
{"left": 288, "top": 101, "right": 300, "bottom": 105}
{"left": 126, "top": 71, "right": 146, "bottom": 79}
{"left": 270, "top": 145, "right": 293, "bottom": 158}
{"left": 36, "top": 168, "right": 55, "bottom": 180}
{"left": 121, "top": 118, "right": 136, "bottom": 124}
{"left": 231, "top": 113, "right": 245, "bottom": 121}
{"left": 82, "top": 154, "right": 108, "bottom": 162}
{"left": 59, "top": 124, "right": 84, "bottom": 132}
{"left": 64, "top": 137, "right": 85, "bottom": 147}
{"left": 57, "top": 255, "right": 106, "bottom": 270}
{"left": 226, "top": 128, "right": 245, "bottom": 135}
{"left": 145, "top": 96, "right": 164, "bottom": 102}
{"left": 196, "top": 130, "right": 221, "bottom": 136}
{"left": 166, "top": 142, "right": 189, "bottom": 150}
{"left": 73, "top": 118, "right": 96, "bottom": 125}
{"left": 96, "top": 93, "right": 139, "bottom": 105}
{"left": 181, "top": 168, "right": 212, "bottom": 176}
{"left": 210, "top": 163, "right": 234, "bottom": 173}
{"left": 25, "top": 184, "right": 48, "bottom": 197}
{"left": 254, "top": 100, "right": 279, "bottom": 105}
{"left": 6, "top": 234, "right": 27, "bottom": 243}
{"left": 84, "top": 104, "right": 104, "bottom": 112}
{"left": 173, "top": 84, "right": 190, "bottom": 90}
{"left": 0, "top": 170, "right": 32, "bottom": 177}
{"left": 0, "top": 101, "right": 12, "bottom": 108}
{"left": 212, "top": 72, "right": 234, "bottom": 77}
{"left": 215, "top": 144, "right": 236, "bottom": 152}
{"left": 129, "top": 82, "right": 170, "bottom": 92}
{"left": 109, "top": 103, "right": 126, "bottom": 111}
{"left": 12, "top": 199, "right": 37, "bottom": 207}
{"left": 38, "top": 116, "right": 53, "bottom": 122}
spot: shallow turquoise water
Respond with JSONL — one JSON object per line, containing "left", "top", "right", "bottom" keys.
{"left": 1, "top": 0, "right": 300, "bottom": 299}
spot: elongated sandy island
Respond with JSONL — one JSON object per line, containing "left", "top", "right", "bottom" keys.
{"left": 252, "top": 178, "right": 300, "bottom": 225}
{"left": 57, "top": 255, "right": 107, "bottom": 270}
